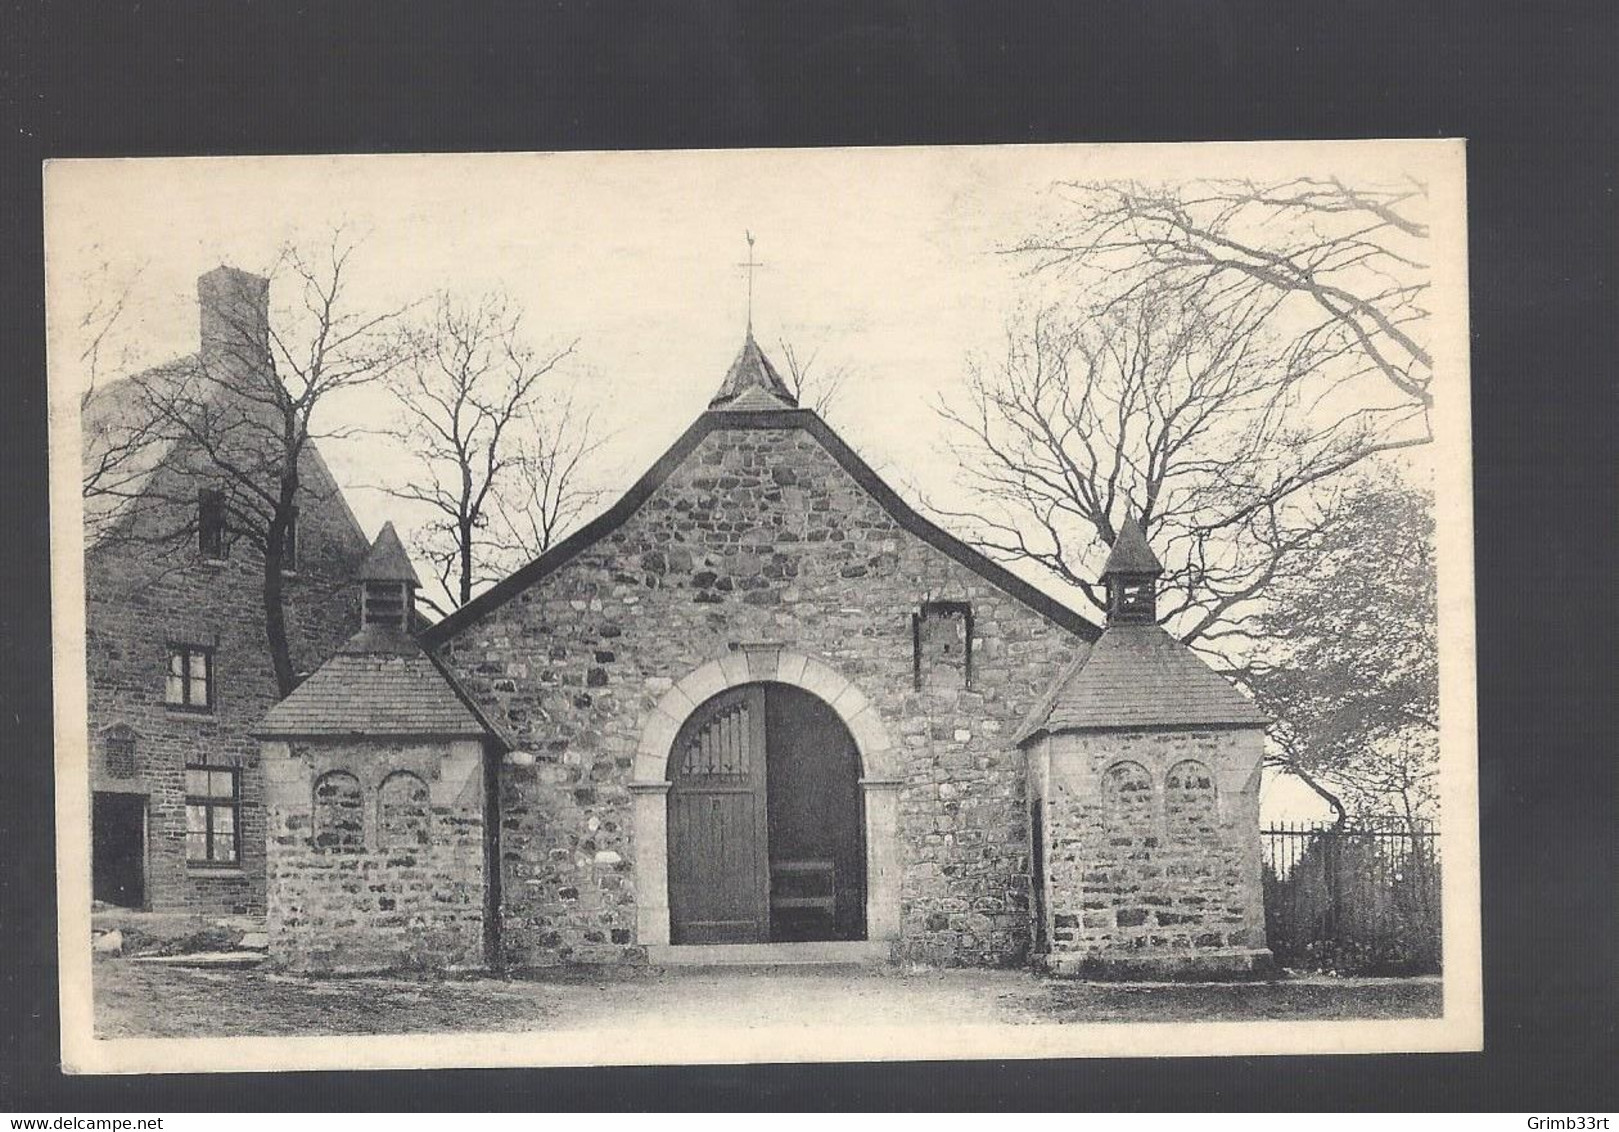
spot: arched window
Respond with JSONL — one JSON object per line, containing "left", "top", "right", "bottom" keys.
{"left": 378, "top": 771, "right": 431, "bottom": 848}
{"left": 1101, "top": 760, "right": 1155, "bottom": 827}
{"left": 102, "top": 724, "right": 137, "bottom": 779}
{"left": 1165, "top": 759, "right": 1218, "bottom": 841}
{"left": 312, "top": 771, "right": 364, "bottom": 851}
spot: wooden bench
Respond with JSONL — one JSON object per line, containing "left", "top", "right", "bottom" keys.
{"left": 770, "top": 859, "right": 837, "bottom": 922}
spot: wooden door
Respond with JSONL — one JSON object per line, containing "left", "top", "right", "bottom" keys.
{"left": 667, "top": 685, "right": 770, "bottom": 944}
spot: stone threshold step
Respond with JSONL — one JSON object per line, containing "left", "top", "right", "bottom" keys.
{"left": 647, "top": 940, "right": 891, "bottom": 966}
{"left": 125, "top": 950, "right": 267, "bottom": 968}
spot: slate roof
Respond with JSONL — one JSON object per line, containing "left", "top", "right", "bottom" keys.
{"left": 358, "top": 521, "right": 422, "bottom": 585}
{"left": 1016, "top": 623, "right": 1267, "bottom": 743}
{"left": 709, "top": 331, "right": 797, "bottom": 409}
{"left": 1101, "top": 514, "right": 1164, "bottom": 577}
{"left": 256, "top": 624, "right": 490, "bottom": 739}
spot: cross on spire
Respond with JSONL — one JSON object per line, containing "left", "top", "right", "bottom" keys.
{"left": 737, "top": 230, "right": 764, "bottom": 332}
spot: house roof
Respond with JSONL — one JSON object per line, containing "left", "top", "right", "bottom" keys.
{"left": 255, "top": 623, "right": 492, "bottom": 740}
{"left": 80, "top": 359, "right": 199, "bottom": 543}
{"left": 358, "top": 521, "right": 422, "bottom": 585}
{"left": 422, "top": 402, "right": 1104, "bottom": 649}
{"left": 1016, "top": 622, "right": 1268, "bottom": 743}
{"left": 1101, "top": 514, "right": 1164, "bottom": 577}
{"left": 80, "top": 362, "right": 371, "bottom": 560}
{"left": 709, "top": 331, "right": 797, "bottom": 410}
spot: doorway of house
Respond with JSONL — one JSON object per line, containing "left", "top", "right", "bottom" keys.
{"left": 92, "top": 791, "right": 146, "bottom": 908}
{"left": 666, "top": 682, "right": 866, "bottom": 945}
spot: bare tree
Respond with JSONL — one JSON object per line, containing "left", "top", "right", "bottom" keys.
{"left": 935, "top": 287, "right": 1398, "bottom": 651}
{"left": 76, "top": 258, "right": 163, "bottom": 509}
{"left": 777, "top": 338, "right": 850, "bottom": 419}
{"left": 1012, "top": 177, "right": 1433, "bottom": 440}
{"left": 478, "top": 396, "right": 607, "bottom": 591}
{"left": 383, "top": 292, "right": 591, "bottom": 613}
{"left": 87, "top": 234, "right": 412, "bottom": 695}
{"left": 74, "top": 256, "right": 145, "bottom": 409}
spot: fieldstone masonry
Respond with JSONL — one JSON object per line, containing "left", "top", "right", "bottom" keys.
{"left": 261, "top": 738, "right": 488, "bottom": 972}
{"left": 1029, "top": 728, "right": 1270, "bottom": 977}
{"left": 434, "top": 421, "right": 1090, "bottom": 968}
{"left": 250, "top": 333, "right": 1272, "bottom": 977}
{"left": 83, "top": 266, "right": 371, "bottom": 914}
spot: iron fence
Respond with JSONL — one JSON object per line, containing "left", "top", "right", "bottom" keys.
{"left": 1261, "top": 819, "right": 1442, "bottom": 975}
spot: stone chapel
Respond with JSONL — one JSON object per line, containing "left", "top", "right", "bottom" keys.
{"left": 256, "top": 331, "right": 1273, "bottom": 978}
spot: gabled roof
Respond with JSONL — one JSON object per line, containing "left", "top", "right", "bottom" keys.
{"left": 358, "top": 520, "right": 421, "bottom": 585}
{"left": 709, "top": 331, "right": 796, "bottom": 410}
{"left": 80, "top": 359, "right": 200, "bottom": 543}
{"left": 423, "top": 405, "right": 1102, "bottom": 648}
{"left": 256, "top": 624, "right": 491, "bottom": 740}
{"left": 1101, "top": 514, "right": 1164, "bottom": 577}
{"left": 81, "top": 362, "right": 371, "bottom": 559}
{"left": 1016, "top": 623, "right": 1267, "bottom": 743}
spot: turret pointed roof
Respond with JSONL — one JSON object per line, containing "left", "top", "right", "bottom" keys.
{"left": 1100, "top": 513, "right": 1164, "bottom": 577}
{"left": 358, "top": 521, "right": 421, "bottom": 586}
{"left": 256, "top": 519, "right": 499, "bottom": 741}
{"left": 709, "top": 331, "right": 797, "bottom": 410}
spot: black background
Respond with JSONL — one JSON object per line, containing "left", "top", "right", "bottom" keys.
{"left": 2, "top": 0, "right": 1614, "bottom": 1111}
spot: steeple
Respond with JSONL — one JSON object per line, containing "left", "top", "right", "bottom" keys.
{"left": 708, "top": 330, "right": 798, "bottom": 410}
{"left": 1100, "top": 513, "right": 1163, "bottom": 625}
{"left": 357, "top": 521, "right": 421, "bottom": 633}
{"left": 709, "top": 232, "right": 798, "bottom": 411}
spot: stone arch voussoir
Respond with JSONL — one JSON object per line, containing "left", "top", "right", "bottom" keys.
{"left": 629, "top": 645, "right": 902, "bottom": 947}
{"left": 633, "top": 646, "right": 898, "bottom": 784}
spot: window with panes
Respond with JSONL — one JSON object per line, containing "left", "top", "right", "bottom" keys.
{"left": 185, "top": 764, "right": 240, "bottom": 865}
{"left": 165, "top": 644, "right": 214, "bottom": 711}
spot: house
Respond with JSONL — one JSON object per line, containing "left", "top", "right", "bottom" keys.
{"left": 82, "top": 267, "right": 371, "bottom": 915}
{"left": 255, "top": 329, "right": 1273, "bottom": 976}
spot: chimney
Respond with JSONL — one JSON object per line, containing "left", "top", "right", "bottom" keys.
{"left": 197, "top": 266, "right": 270, "bottom": 379}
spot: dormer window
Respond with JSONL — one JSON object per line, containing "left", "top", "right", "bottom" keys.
{"left": 198, "top": 488, "right": 225, "bottom": 559}
{"left": 363, "top": 580, "right": 410, "bottom": 630}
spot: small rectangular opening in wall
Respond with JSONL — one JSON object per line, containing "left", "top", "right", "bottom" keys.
{"left": 913, "top": 600, "right": 973, "bottom": 691}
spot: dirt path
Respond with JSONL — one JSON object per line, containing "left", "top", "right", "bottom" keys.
{"left": 92, "top": 958, "right": 1442, "bottom": 1038}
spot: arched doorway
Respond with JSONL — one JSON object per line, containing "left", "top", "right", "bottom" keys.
{"left": 667, "top": 682, "right": 866, "bottom": 945}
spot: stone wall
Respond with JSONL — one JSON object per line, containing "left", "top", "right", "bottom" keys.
{"left": 85, "top": 446, "right": 368, "bottom": 914}
{"left": 438, "top": 422, "right": 1088, "bottom": 967}
{"left": 262, "top": 738, "right": 488, "bottom": 972}
{"left": 1033, "top": 726, "right": 1270, "bottom": 977}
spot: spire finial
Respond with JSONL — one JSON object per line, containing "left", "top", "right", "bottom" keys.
{"left": 738, "top": 230, "right": 764, "bottom": 333}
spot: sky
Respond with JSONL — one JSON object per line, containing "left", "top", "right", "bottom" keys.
{"left": 45, "top": 141, "right": 1464, "bottom": 823}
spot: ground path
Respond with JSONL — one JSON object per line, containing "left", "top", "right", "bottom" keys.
{"left": 93, "top": 958, "right": 1441, "bottom": 1038}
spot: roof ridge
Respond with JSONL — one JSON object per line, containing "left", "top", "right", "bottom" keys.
{"left": 422, "top": 409, "right": 1102, "bottom": 648}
